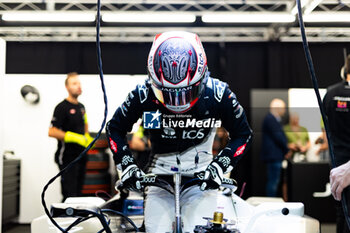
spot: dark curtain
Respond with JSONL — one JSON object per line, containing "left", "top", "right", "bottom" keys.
{"left": 7, "top": 41, "right": 347, "bottom": 107}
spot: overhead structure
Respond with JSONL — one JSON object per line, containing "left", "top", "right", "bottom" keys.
{"left": 0, "top": 0, "right": 350, "bottom": 42}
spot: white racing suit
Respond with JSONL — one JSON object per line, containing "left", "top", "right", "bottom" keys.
{"left": 106, "top": 77, "right": 252, "bottom": 232}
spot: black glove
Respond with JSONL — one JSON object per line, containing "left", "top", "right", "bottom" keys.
{"left": 121, "top": 164, "right": 145, "bottom": 191}
{"left": 199, "top": 162, "right": 224, "bottom": 191}
{"left": 199, "top": 152, "right": 232, "bottom": 191}
{"left": 120, "top": 154, "right": 145, "bottom": 191}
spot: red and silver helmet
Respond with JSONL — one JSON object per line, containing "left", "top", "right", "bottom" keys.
{"left": 147, "top": 31, "right": 208, "bottom": 113}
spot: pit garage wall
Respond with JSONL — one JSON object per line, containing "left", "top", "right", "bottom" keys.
{"left": 2, "top": 73, "right": 146, "bottom": 223}
{"left": 0, "top": 38, "right": 6, "bottom": 232}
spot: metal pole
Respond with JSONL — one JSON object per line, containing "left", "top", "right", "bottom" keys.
{"left": 174, "top": 172, "right": 182, "bottom": 233}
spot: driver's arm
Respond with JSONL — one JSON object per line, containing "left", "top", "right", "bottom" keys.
{"left": 106, "top": 85, "right": 144, "bottom": 170}
{"left": 217, "top": 87, "right": 253, "bottom": 173}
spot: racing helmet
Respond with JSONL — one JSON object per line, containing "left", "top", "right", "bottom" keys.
{"left": 147, "top": 31, "right": 208, "bottom": 113}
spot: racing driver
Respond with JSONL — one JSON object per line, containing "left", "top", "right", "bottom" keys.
{"left": 106, "top": 31, "right": 253, "bottom": 232}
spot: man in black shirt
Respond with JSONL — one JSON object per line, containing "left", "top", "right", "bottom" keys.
{"left": 49, "top": 72, "right": 93, "bottom": 201}
{"left": 324, "top": 55, "right": 350, "bottom": 233}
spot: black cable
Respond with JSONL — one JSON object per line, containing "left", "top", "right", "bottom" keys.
{"left": 40, "top": 0, "right": 109, "bottom": 231}
{"left": 82, "top": 209, "right": 112, "bottom": 233}
{"left": 101, "top": 209, "right": 140, "bottom": 232}
{"left": 65, "top": 216, "right": 94, "bottom": 232}
{"left": 97, "top": 214, "right": 111, "bottom": 233}
{"left": 296, "top": 0, "right": 335, "bottom": 167}
{"left": 296, "top": 0, "right": 350, "bottom": 229}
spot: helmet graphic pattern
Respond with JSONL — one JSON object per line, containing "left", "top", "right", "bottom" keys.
{"left": 147, "top": 31, "right": 208, "bottom": 113}
{"left": 154, "top": 38, "right": 197, "bottom": 85}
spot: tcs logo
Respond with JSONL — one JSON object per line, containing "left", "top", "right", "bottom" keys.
{"left": 182, "top": 129, "right": 205, "bottom": 139}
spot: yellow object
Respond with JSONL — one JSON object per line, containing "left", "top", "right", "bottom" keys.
{"left": 134, "top": 126, "right": 145, "bottom": 139}
{"left": 84, "top": 113, "right": 88, "bottom": 124}
{"left": 320, "top": 118, "right": 324, "bottom": 129}
{"left": 64, "top": 131, "right": 94, "bottom": 148}
{"left": 85, "top": 133, "right": 95, "bottom": 148}
{"left": 210, "top": 212, "right": 226, "bottom": 224}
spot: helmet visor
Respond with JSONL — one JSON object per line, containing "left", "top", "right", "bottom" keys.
{"left": 151, "top": 77, "right": 207, "bottom": 112}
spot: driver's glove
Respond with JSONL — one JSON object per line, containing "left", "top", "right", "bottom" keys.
{"left": 199, "top": 161, "right": 224, "bottom": 191}
{"left": 121, "top": 164, "right": 145, "bottom": 191}
{"left": 199, "top": 152, "right": 232, "bottom": 191}
{"left": 120, "top": 154, "right": 145, "bottom": 191}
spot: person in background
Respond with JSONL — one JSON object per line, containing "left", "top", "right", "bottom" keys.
{"left": 49, "top": 72, "right": 93, "bottom": 201}
{"left": 315, "top": 120, "right": 329, "bottom": 161}
{"left": 283, "top": 112, "right": 311, "bottom": 162}
{"left": 324, "top": 55, "right": 350, "bottom": 233}
{"left": 261, "top": 98, "right": 291, "bottom": 197}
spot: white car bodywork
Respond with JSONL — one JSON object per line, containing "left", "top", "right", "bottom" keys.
{"left": 31, "top": 193, "right": 319, "bottom": 233}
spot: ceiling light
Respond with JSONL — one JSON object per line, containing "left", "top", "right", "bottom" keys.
{"left": 202, "top": 13, "right": 295, "bottom": 23}
{"left": 102, "top": 12, "right": 196, "bottom": 23}
{"left": 304, "top": 12, "right": 350, "bottom": 22}
{"left": 2, "top": 12, "right": 96, "bottom": 22}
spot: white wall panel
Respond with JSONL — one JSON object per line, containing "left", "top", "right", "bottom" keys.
{"left": 2, "top": 74, "right": 146, "bottom": 223}
{"left": 0, "top": 37, "right": 6, "bottom": 233}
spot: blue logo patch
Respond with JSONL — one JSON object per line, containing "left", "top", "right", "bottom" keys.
{"left": 143, "top": 110, "right": 161, "bottom": 129}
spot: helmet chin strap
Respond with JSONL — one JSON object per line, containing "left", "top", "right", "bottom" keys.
{"left": 296, "top": 0, "right": 350, "bottom": 229}
{"left": 164, "top": 95, "right": 200, "bottom": 113}
{"left": 166, "top": 103, "right": 192, "bottom": 113}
